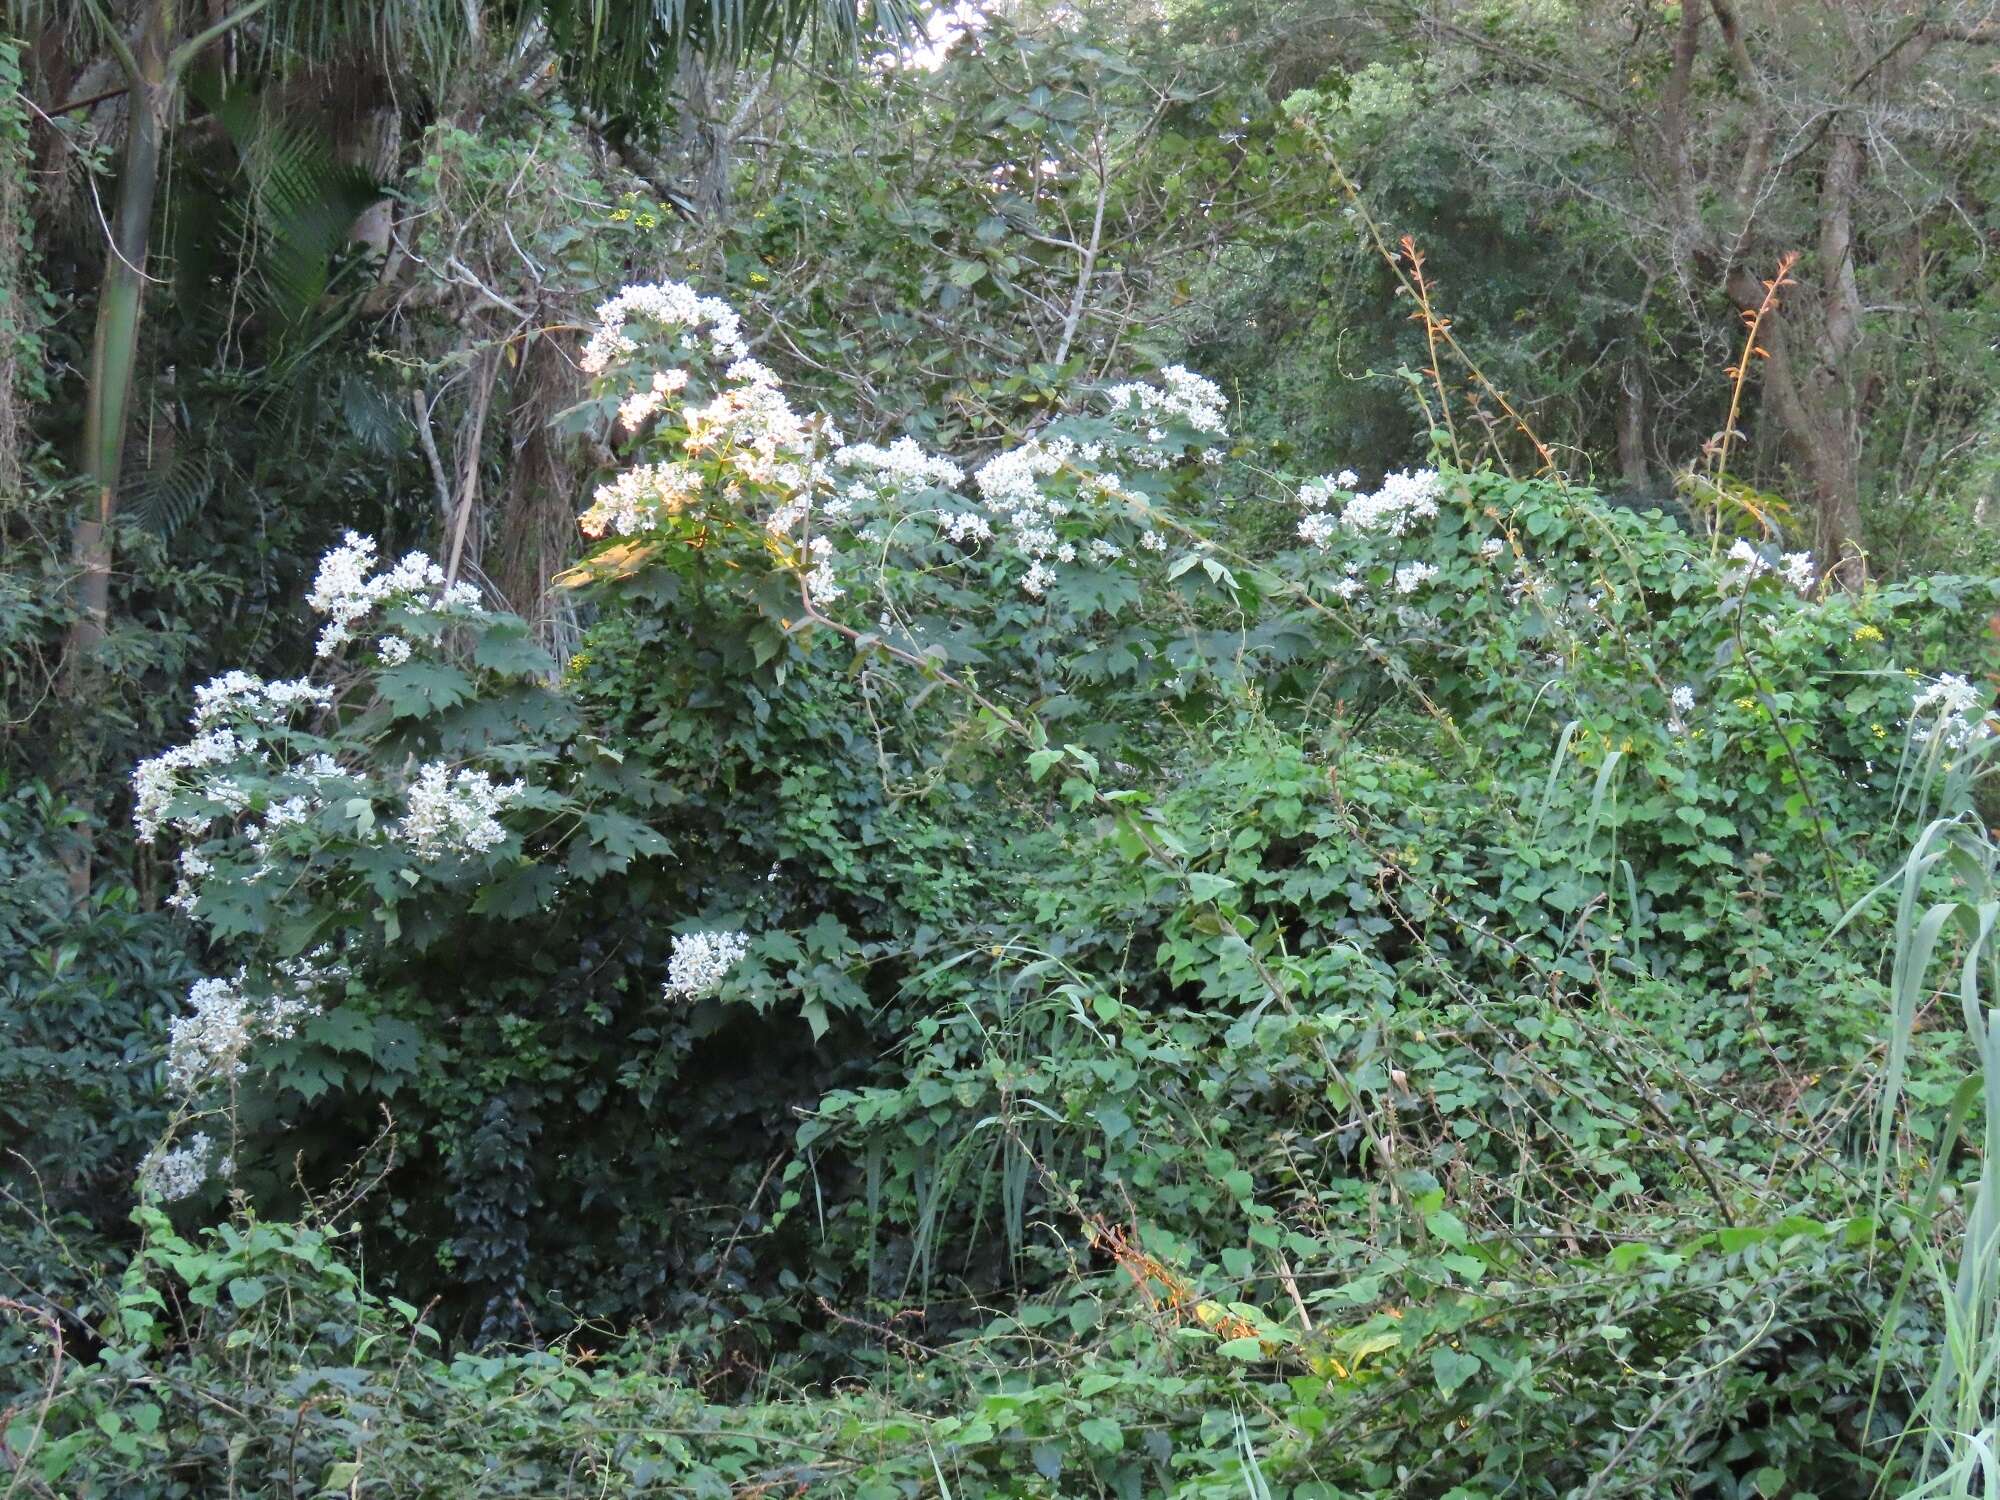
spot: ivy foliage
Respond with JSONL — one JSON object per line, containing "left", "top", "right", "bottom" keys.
{"left": 10, "top": 269, "right": 1996, "bottom": 1496}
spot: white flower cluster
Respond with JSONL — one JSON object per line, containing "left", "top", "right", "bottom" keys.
{"left": 683, "top": 359, "right": 824, "bottom": 492}
{"left": 137, "top": 553, "right": 536, "bottom": 909}
{"left": 166, "top": 957, "right": 331, "bottom": 1096}
{"left": 1668, "top": 683, "right": 1697, "bottom": 736}
{"left": 134, "top": 656, "right": 363, "bottom": 892}
{"left": 970, "top": 437, "right": 1150, "bottom": 597}
{"left": 1297, "top": 511, "right": 1338, "bottom": 549}
{"left": 804, "top": 536, "right": 844, "bottom": 605}
{"left": 832, "top": 439, "right": 965, "bottom": 496}
{"left": 135, "top": 728, "right": 249, "bottom": 843}
{"left": 192, "top": 672, "right": 332, "bottom": 730}
{"left": 938, "top": 509, "right": 994, "bottom": 544}
{"left": 1286, "top": 467, "right": 1471, "bottom": 606}
{"left": 1339, "top": 469, "right": 1443, "bottom": 537}
{"left": 574, "top": 280, "right": 1242, "bottom": 606}
{"left": 579, "top": 461, "right": 704, "bottom": 539}
{"left": 617, "top": 367, "right": 691, "bottom": 432}
{"left": 663, "top": 930, "right": 750, "bottom": 1002}
{"left": 1295, "top": 470, "right": 1358, "bottom": 515}
{"left": 306, "top": 532, "right": 484, "bottom": 657}
{"left": 824, "top": 439, "right": 971, "bottom": 538}
{"left": 1911, "top": 673, "right": 1990, "bottom": 750}
{"left": 580, "top": 282, "right": 747, "bottom": 376}
{"left": 1294, "top": 467, "right": 1444, "bottom": 544}
{"left": 395, "top": 762, "right": 528, "bottom": 860}
{"left": 141, "top": 1132, "right": 227, "bottom": 1202}
{"left": 1104, "top": 365, "right": 1228, "bottom": 439}
{"left": 1725, "top": 540, "right": 1817, "bottom": 595}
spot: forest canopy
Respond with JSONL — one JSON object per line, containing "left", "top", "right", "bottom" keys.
{"left": 4, "top": 1, "right": 2000, "bottom": 1495}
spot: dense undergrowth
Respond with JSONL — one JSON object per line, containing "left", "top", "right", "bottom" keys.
{"left": 4, "top": 273, "right": 1999, "bottom": 1498}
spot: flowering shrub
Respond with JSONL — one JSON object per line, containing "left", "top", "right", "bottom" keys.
{"left": 87, "top": 277, "right": 2000, "bottom": 1496}
{"left": 563, "top": 279, "right": 1228, "bottom": 635}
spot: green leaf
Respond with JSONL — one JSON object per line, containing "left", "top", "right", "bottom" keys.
{"left": 1430, "top": 1347, "right": 1481, "bottom": 1396}
{"left": 801, "top": 998, "right": 831, "bottom": 1041}
{"left": 472, "top": 625, "right": 557, "bottom": 678}
{"left": 1077, "top": 1416, "right": 1123, "bottom": 1451}
{"left": 375, "top": 662, "right": 475, "bottom": 718}
{"left": 1425, "top": 1209, "right": 1469, "bottom": 1249}
{"left": 1187, "top": 871, "right": 1237, "bottom": 903}
{"left": 227, "top": 1277, "right": 268, "bottom": 1308}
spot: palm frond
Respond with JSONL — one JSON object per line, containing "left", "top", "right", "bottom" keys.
{"left": 516, "top": 0, "right": 922, "bottom": 122}
{"left": 126, "top": 434, "right": 224, "bottom": 539}
{"left": 194, "top": 78, "right": 381, "bottom": 325}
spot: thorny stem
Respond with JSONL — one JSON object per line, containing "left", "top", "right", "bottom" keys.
{"left": 1705, "top": 251, "right": 1796, "bottom": 543}
{"left": 1400, "top": 237, "right": 1462, "bottom": 468}
{"left": 1300, "top": 120, "right": 1557, "bottom": 478}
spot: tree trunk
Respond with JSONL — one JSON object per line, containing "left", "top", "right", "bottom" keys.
{"left": 66, "top": 3, "right": 172, "bottom": 676}
{"left": 1616, "top": 353, "right": 1650, "bottom": 488}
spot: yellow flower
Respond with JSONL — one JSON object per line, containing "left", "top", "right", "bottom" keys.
{"left": 749, "top": 271, "right": 769, "bottom": 285}
{"left": 1870, "top": 723, "right": 1887, "bottom": 738}
{"left": 635, "top": 213, "right": 658, "bottom": 229}
{"left": 1852, "top": 624, "right": 1884, "bottom": 643}
{"left": 1735, "top": 695, "right": 1757, "bottom": 711}
{"left": 608, "top": 208, "right": 632, "bottom": 222}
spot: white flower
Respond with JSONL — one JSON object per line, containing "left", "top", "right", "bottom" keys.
{"left": 938, "top": 510, "right": 992, "bottom": 544}
{"left": 1335, "top": 468, "right": 1359, "bottom": 488}
{"left": 167, "top": 977, "right": 253, "bottom": 1093}
{"left": 663, "top": 930, "right": 750, "bottom": 1001}
{"left": 1779, "top": 552, "right": 1817, "bottom": 592}
{"left": 682, "top": 366, "right": 813, "bottom": 478}
{"left": 1296, "top": 476, "right": 1342, "bottom": 512}
{"left": 1103, "top": 365, "right": 1228, "bottom": 438}
{"left": 191, "top": 672, "right": 333, "bottom": 730}
{"left": 1139, "top": 529, "right": 1167, "bottom": 553}
{"left": 1298, "top": 512, "right": 1338, "bottom": 549}
{"left": 394, "top": 763, "right": 527, "bottom": 860}
{"left": 141, "top": 1132, "right": 218, "bottom": 1202}
{"left": 1021, "top": 560, "right": 1056, "bottom": 598}
{"left": 804, "top": 535, "right": 844, "bottom": 605}
{"left": 616, "top": 367, "right": 691, "bottom": 431}
{"left": 581, "top": 282, "right": 747, "bottom": 375}
{"left": 166, "top": 849, "right": 213, "bottom": 914}
{"left": 579, "top": 462, "right": 704, "bottom": 538}
{"left": 377, "top": 636, "right": 413, "bottom": 666}
{"left": 1339, "top": 469, "right": 1442, "bottom": 536}
{"left": 1724, "top": 541, "right": 1815, "bottom": 596}
{"left": 164, "top": 962, "right": 328, "bottom": 1097}
{"left": 133, "top": 728, "right": 247, "bottom": 843}
{"left": 1478, "top": 537, "right": 1506, "bottom": 560}
{"left": 1911, "top": 673, "right": 1989, "bottom": 749}
{"left": 833, "top": 438, "right": 964, "bottom": 494}
{"left": 1331, "top": 567, "right": 1365, "bottom": 602}
{"left": 306, "top": 533, "right": 485, "bottom": 656}
{"left": 1392, "top": 562, "right": 1439, "bottom": 594}
{"left": 1672, "top": 684, "right": 1695, "bottom": 715}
